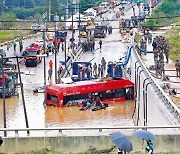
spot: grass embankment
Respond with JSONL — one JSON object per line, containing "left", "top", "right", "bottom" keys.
{"left": 12, "top": 146, "right": 180, "bottom": 154}
{"left": 0, "top": 30, "right": 31, "bottom": 43}
{"left": 144, "top": 0, "right": 180, "bottom": 27}
{"left": 164, "top": 26, "right": 180, "bottom": 61}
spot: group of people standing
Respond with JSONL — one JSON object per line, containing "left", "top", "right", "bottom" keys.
{"left": 92, "top": 57, "right": 106, "bottom": 78}
{"left": 6, "top": 38, "right": 24, "bottom": 54}
{"left": 152, "top": 36, "right": 169, "bottom": 78}
{"left": 48, "top": 60, "right": 63, "bottom": 82}
{"left": 81, "top": 39, "right": 95, "bottom": 52}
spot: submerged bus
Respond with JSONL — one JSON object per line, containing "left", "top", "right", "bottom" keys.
{"left": 45, "top": 77, "right": 134, "bottom": 107}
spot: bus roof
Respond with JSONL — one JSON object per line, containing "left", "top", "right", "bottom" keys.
{"left": 46, "top": 78, "right": 134, "bottom": 96}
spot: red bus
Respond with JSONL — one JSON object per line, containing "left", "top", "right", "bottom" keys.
{"left": 45, "top": 77, "right": 134, "bottom": 107}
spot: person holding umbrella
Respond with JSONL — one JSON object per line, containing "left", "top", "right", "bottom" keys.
{"left": 118, "top": 148, "right": 126, "bottom": 154}
{"left": 0, "top": 136, "right": 3, "bottom": 146}
{"left": 132, "top": 130, "right": 156, "bottom": 154}
{"left": 110, "top": 132, "right": 132, "bottom": 153}
{"left": 146, "top": 140, "right": 154, "bottom": 154}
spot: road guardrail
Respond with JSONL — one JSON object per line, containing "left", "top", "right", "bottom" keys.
{"left": 133, "top": 46, "right": 180, "bottom": 124}
{"left": 0, "top": 125, "right": 180, "bottom": 137}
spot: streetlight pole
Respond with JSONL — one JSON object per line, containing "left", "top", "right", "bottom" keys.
{"left": 72, "top": 7, "right": 74, "bottom": 37}
{"left": 78, "top": 2, "right": 81, "bottom": 44}
{"left": 49, "top": 0, "right": 51, "bottom": 21}
{"left": 64, "top": 34, "right": 67, "bottom": 73}
{"left": 0, "top": 56, "right": 7, "bottom": 137}
{"left": 43, "top": 30, "right": 46, "bottom": 87}
{"left": 54, "top": 14, "right": 57, "bottom": 83}
{"left": 16, "top": 57, "right": 30, "bottom": 135}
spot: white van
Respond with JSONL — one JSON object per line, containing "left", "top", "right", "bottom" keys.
{"left": 84, "top": 8, "right": 97, "bottom": 19}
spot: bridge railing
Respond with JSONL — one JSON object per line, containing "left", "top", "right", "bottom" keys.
{"left": 132, "top": 45, "right": 180, "bottom": 123}
{"left": 0, "top": 125, "right": 180, "bottom": 137}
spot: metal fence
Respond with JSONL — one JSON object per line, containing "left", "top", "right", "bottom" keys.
{"left": 132, "top": 45, "right": 180, "bottom": 124}
{"left": 0, "top": 125, "right": 180, "bottom": 137}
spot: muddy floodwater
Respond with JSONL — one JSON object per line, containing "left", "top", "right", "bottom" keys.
{"left": 0, "top": 86, "right": 135, "bottom": 136}
{"left": 0, "top": 16, "right": 136, "bottom": 136}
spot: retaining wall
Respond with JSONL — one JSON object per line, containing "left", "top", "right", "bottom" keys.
{"left": 0, "top": 135, "right": 180, "bottom": 153}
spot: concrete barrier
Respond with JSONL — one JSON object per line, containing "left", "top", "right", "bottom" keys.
{"left": 0, "top": 135, "right": 179, "bottom": 153}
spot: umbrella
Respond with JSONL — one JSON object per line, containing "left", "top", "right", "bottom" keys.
{"left": 110, "top": 132, "right": 133, "bottom": 152}
{"left": 132, "top": 130, "right": 157, "bottom": 140}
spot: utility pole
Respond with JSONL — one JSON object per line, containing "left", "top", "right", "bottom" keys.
{"left": 16, "top": 57, "right": 30, "bottom": 135}
{"left": 54, "top": 14, "right": 58, "bottom": 83}
{"left": 49, "top": 0, "right": 51, "bottom": 21}
{"left": 42, "top": 12, "right": 47, "bottom": 87}
{"left": 78, "top": 2, "right": 81, "bottom": 43}
{"left": 72, "top": 7, "right": 74, "bottom": 37}
{"left": 0, "top": 58, "right": 7, "bottom": 137}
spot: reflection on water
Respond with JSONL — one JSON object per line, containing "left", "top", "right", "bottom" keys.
{"left": 45, "top": 100, "right": 135, "bottom": 127}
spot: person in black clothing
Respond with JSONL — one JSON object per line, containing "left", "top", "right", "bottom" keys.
{"left": 0, "top": 136, "right": 3, "bottom": 146}
{"left": 99, "top": 39, "right": 102, "bottom": 49}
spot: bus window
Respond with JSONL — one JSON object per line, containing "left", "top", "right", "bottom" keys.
{"left": 47, "top": 94, "right": 58, "bottom": 103}
{"left": 63, "top": 93, "right": 89, "bottom": 105}
{"left": 104, "top": 90, "right": 115, "bottom": 99}
{"left": 125, "top": 88, "right": 133, "bottom": 99}
{"left": 114, "top": 89, "right": 125, "bottom": 98}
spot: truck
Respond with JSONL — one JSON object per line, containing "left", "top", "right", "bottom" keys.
{"left": 22, "top": 45, "right": 42, "bottom": 67}
{"left": 79, "top": 25, "right": 88, "bottom": 38}
{"left": 94, "top": 26, "right": 106, "bottom": 38}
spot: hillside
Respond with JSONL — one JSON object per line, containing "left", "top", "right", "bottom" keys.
{"left": 144, "top": 0, "right": 180, "bottom": 27}
{"left": 0, "top": 0, "right": 101, "bottom": 19}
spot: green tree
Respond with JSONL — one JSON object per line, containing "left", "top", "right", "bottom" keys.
{"left": 0, "top": 13, "right": 16, "bottom": 29}
{"left": 34, "top": 13, "right": 41, "bottom": 21}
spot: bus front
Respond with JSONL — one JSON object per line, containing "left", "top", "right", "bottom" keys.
{"left": 45, "top": 86, "right": 63, "bottom": 107}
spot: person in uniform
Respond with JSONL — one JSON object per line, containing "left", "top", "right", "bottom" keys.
{"left": 175, "top": 60, "right": 180, "bottom": 77}
{"left": 93, "top": 62, "right": 97, "bottom": 77}
{"left": 99, "top": 39, "right": 102, "bottom": 49}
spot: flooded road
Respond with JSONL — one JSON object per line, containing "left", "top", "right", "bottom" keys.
{"left": 0, "top": 7, "right": 136, "bottom": 137}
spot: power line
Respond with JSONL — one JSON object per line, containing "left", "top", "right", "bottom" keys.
{"left": 0, "top": 15, "right": 180, "bottom": 23}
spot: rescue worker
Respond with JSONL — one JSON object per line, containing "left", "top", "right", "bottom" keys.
{"left": 101, "top": 57, "right": 106, "bottom": 71}
{"left": 61, "top": 42, "right": 64, "bottom": 52}
{"left": 49, "top": 60, "right": 53, "bottom": 69}
{"left": 92, "top": 41, "right": 95, "bottom": 51}
{"left": 98, "top": 64, "right": 101, "bottom": 77}
{"left": 93, "top": 62, "right": 97, "bottom": 77}
{"left": 48, "top": 68, "right": 53, "bottom": 80}
{"left": 78, "top": 66, "right": 85, "bottom": 80}
{"left": 19, "top": 40, "right": 23, "bottom": 52}
{"left": 100, "top": 64, "right": 104, "bottom": 77}
{"left": 175, "top": 60, "right": 180, "bottom": 77}
{"left": 57, "top": 64, "right": 63, "bottom": 81}
{"left": 99, "top": 39, "right": 102, "bottom": 49}
{"left": 56, "top": 38, "right": 61, "bottom": 52}
{"left": 13, "top": 41, "right": 16, "bottom": 52}
{"left": 152, "top": 38, "right": 157, "bottom": 51}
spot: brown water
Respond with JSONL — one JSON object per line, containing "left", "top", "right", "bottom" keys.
{"left": 0, "top": 25, "right": 135, "bottom": 137}
{"left": 0, "top": 90, "right": 135, "bottom": 136}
